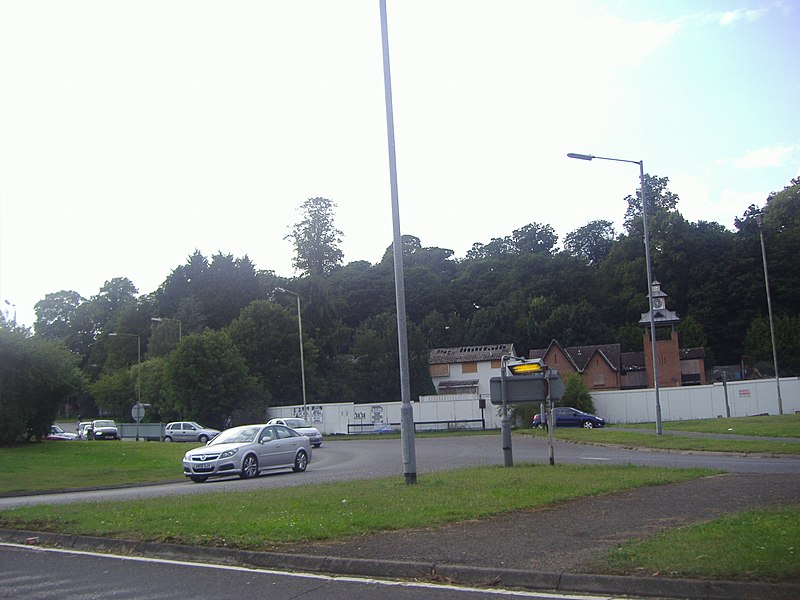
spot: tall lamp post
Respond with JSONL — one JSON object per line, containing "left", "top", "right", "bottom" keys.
{"left": 275, "top": 287, "right": 307, "bottom": 419}
{"left": 151, "top": 317, "right": 182, "bottom": 342}
{"left": 568, "top": 152, "right": 663, "bottom": 434}
{"left": 754, "top": 213, "right": 783, "bottom": 415}
{"left": 109, "top": 332, "right": 142, "bottom": 429}
{"left": 379, "top": 0, "right": 417, "bottom": 484}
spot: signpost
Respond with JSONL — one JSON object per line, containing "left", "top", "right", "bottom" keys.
{"left": 490, "top": 359, "right": 564, "bottom": 466}
{"left": 131, "top": 403, "right": 150, "bottom": 441}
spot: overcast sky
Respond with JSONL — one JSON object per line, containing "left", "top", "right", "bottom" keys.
{"left": 2, "top": 0, "right": 798, "bottom": 329}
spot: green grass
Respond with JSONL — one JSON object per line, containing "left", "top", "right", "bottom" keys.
{"left": 0, "top": 464, "right": 713, "bottom": 550}
{"left": 529, "top": 428, "right": 800, "bottom": 454}
{"left": 650, "top": 414, "right": 800, "bottom": 438}
{"left": 0, "top": 441, "right": 192, "bottom": 494}
{"left": 590, "top": 505, "right": 800, "bottom": 582}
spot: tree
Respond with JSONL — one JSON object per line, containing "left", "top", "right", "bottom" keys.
{"left": 564, "top": 220, "right": 616, "bottom": 266}
{"left": 0, "top": 321, "right": 86, "bottom": 443}
{"left": 164, "top": 329, "right": 265, "bottom": 428}
{"left": 227, "top": 300, "right": 319, "bottom": 406}
{"left": 286, "top": 197, "right": 344, "bottom": 276}
{"left": 559, "top": 372, "right": 596, "bottom": 414}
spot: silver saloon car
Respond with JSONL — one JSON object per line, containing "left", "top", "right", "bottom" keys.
{"left": 182, "top": 424, "right": 311, "bottom": 483}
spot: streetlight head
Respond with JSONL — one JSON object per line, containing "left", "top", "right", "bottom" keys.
{"left": 108, "top": 333, "right": 118, "bottom": 337}
{"left": 567, "top": 152, "right": 594, "bottom": 161}
{"left": 151, "top": 317, "right": 163, "bottom": 322}
{"left": 275, "top": 287, "right": 286, "bottom": 293}
{"left": 754, "top": 212, "right": 764, "bottom": 227}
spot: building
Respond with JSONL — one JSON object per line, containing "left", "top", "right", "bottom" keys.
{"left": 428, "top": 343, "right": 516, "bottom": 398}
{"left": 528, "top": 283, "right": 705, "bottom": 391}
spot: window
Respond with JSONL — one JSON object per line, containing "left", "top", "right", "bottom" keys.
{"left": 462, "top": 362, "right": 478, "bottom": 373}
{"left": 490, "top": 359, "right": 501, "bottom": 368}
{"left": 592, "top": 373, "right": 606, "bottom": 387}
{"left": 430, "top": 363, "right": 449, "bottom": 377}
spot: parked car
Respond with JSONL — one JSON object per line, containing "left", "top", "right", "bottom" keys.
{"left": 163, "top": 421, "right": 220, "bottom": 443}
{"left": 266, "top": 418, "right": 323, "bottom": 447}
{"left": 78, "top": 419, "right": 119, "bottom": 440}
{"left": 532, "top": 407, "right": 606, "bottom": 429}
{"left": 46, "top": 425, "right": 78, "bottom": 441}
{"left": 182, "top": 423, "right": 312, "bottom": 483}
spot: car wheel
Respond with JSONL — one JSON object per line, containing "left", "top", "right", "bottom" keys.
{"left": 582, "top": 421, "right": 594, "bottom": 429}
{"left": 163, "top": 436, "right": 173, "bottom": 442}
{"left": 198, "top": 434, "right": 209, "bottom": 443}
{"left": 240, "top": 454, "right": 258, "bottom": 479}
{"left": 189, "top": 476, "right": 208, "bottom": 483}
{"left": 293, "top": 450, "right": 308, "bottom": 472}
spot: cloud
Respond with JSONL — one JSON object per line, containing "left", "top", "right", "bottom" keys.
{"left": 719, "top": 8, "right": 768, "bottom": 26}
{"left": 734, "top": 145, "right": 798, "bottom": 169}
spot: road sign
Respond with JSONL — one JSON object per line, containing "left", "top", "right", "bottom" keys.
{"left": 489, "top": 372, "right": 565, "bottom": 405}
{"left": 131, "top": 403, "right": 146, "bottom": 421}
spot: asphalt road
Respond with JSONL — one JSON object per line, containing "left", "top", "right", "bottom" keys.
{"left": 1, "top": 543, "right": 607, "bottom": 600}
{"left": 2, "top": 433, "right": 798, "bottom": 509}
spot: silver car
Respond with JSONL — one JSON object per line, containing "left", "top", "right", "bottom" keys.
{"left": 182, "top": 423, "right": 312, "bottom": 483}
{"left": 164, "top": 421, "right": 220, "bottom": 443}
{"left": 266, "top": 418, "right": 323, "bottom": 447}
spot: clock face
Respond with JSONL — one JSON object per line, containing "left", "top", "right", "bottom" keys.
{"left": 652, "top": 298, "right": 664, "bottom": 309}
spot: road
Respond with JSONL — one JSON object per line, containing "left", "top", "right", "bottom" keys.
{"left": 1, "top": 543, "right": 621, "bottom": 600}
{"left": 2, "top": 434, "right": 798, "bottom": 509}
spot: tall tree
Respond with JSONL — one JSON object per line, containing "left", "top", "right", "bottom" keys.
{"left": 564, "top": 220, "right": 616, "bottom": 266}
{"left": 286, "top": 197, "right": 344, "bottom": 276}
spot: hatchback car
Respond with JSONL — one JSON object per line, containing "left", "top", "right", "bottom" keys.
{"left": 266, "top": 418, "right": 323, "bottom": 447}
{"left": 532, "top": 407, "right": 606, "bottom": 429}
{"left": 182, "top": 423, "right": 312, "bottom": 483}
{"left": 80, "top": 419, "right": 119, "bottom": 440}
{"left": 163, "top": 421, "right": 220, "bottom": 443}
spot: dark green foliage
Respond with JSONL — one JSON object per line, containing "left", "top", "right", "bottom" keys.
{"left": 12, "top": 176, "right": 800, "bottom": 418}
{"left": 0, "top": 320, "right": 86, "bottom": 443}
{"left": 560, "top": 372, "right": 596, "bottom": 414}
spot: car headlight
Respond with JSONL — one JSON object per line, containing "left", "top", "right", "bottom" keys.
{"left": 219, "top": 448, "right": 238, "bottom": 459}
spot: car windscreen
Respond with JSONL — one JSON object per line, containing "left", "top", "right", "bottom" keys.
{"left": 94, "top": 421, "right": 115, "bottom": 427}
{"left": 284, "top": 419, "right": 310, "bottom": 428}
{"left": 210, "top": 426, "right": 261, "bottom": 445}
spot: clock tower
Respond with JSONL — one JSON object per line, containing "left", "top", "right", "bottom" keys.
{"left": 639, "top": 282, "right": 682, "bottom": 388}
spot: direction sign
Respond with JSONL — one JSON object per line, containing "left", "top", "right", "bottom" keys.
{"left": 489, "top": 372, "right": 565, "bottom": 405}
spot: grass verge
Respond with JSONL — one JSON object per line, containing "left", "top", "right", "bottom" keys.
{"left": 530, "top": 428, "right": 800, "bottom": 454}
{"left": 0, "top": 442, "right": 190, "bottom": 494}
{"left": 616, "top": 414, "right": 800, "bottom": 438}
{"left": 589, "top": 504, "right": 800, "bottom": 582}
{"left": 0, "top": 464, "right": 712, "bottom": 550}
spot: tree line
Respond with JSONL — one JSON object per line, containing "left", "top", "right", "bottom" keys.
{"left": 2, "top": 180, "right": 798, "bottom": 443}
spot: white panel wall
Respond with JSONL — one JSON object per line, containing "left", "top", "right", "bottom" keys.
{"left": 267, "top": 377, "right": 798, "bottom": 434}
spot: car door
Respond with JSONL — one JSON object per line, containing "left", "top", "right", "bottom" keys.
{"left": 273, "top": 425, "right": 301, "bottom": 467}
{"left": 256, "top": 426, "right": 282, "bottom": 468}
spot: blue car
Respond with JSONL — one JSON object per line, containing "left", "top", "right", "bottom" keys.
{"left": 532, "top": 407, "right": 605, "bottom": 429}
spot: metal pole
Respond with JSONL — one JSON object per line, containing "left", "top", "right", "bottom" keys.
{"left": 136, "top": 335, "right": 141, "bottom": 441}
{"left": 500, "top": 355, "right": 512, "bottom": 467}
{"left": 639, "top": 160, "right": 663, "bottom": 434}
{"left": 380, "top": 0, "right": 416, "bottom": 484}
{"left": 756, "top": 215, "right": 783, "bottom": 415}
{"left": 294, "top": 293, "right": 308, "bottom": 419}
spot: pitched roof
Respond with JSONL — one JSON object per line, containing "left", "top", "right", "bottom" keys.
{"left": 429, "top": 343, "right": 515, "bottom": 364}
{"left": 529, "top": 340, "right": 621, "bottom": 372}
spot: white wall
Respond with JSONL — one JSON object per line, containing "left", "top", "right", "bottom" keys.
{"left": 267, "top": 377, "right": 799, "bottom": 434}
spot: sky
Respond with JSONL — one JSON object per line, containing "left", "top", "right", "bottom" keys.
{"left": 2, "top": 0, "right": 799, "bottom": 329}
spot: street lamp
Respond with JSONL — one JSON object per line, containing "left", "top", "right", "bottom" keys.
{"left": 151, "top": 317, "right": 182, "bottom": 342}
{"left": 275, "top": 287, "right": 307, "bottom": 419}
{"left": 380, "top": 0, "right": 417, "bottom": 484}
{"left": 754, "top": 213, "right": 783, "bottom": 415}
{"left": 109, "top": 332, "right": 142, "bottom": 436}
{"left": 568, "top": 152, "right": 663, "bottom": 434}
